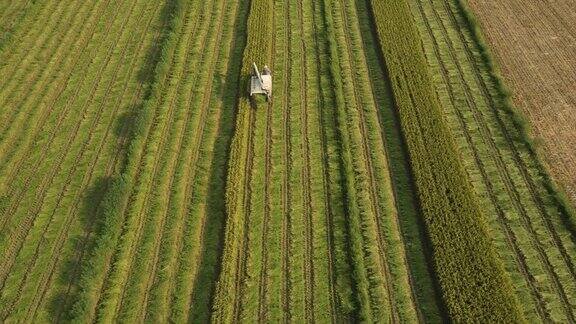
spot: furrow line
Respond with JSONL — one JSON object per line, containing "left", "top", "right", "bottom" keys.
{"left": 54, "top": 5, "right": 167, "bottom": 317}
{"left": 23, "top": 3, "right": 160, "bottom": 321}
{"left": 296, "top": 0, "right": 315, "bottom": 322}
{"left": 162, "top": 3, "right": 233, "bottom": 317}
{"left": 88, "top": 43, "right": 174, "bottom": 324}
{"left": 353, "top": 0, "right": 423, "bottom": 319}
{"left": 0, "top": 0, "right": 88, "bottom": 223}
{"left": 0, "top": 0, "right": 68, "bottom": 99}
{"left": 1, "top": 0, "right": 136, "bottom": 307}
{"left": 0, "top": 0, "right": 103, "bottom": 186}
{"left": 0, "top": 0, "right": 89, "bottom": 141}
{"left": 179, "top": 5, "right": 245, "bottom": 320}
{"left": 0, "top": 0, "right": 110, "bottom": 222}
{"left": 309, "top": 0, "right": 338, "bottom": 320}
{"left": 280, "top": 0, "right": 293, "bottom": 322}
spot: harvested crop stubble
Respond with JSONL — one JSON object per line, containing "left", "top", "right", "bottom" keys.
{"left": 466, "top": 0, "right": 576, "bottom": 209}
{"left": 367, "top": 0, "right": 524, "bottom": 321}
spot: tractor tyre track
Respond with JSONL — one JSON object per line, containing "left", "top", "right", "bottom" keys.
{"left": 257, "top": 14, "right": 275, "bottom": 320}
{"left": 232, "top": 102, "right": 256, "bottom": 323}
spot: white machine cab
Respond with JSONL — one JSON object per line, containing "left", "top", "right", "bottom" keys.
{"left": 250, "top": 62, "right": 272, "bottom": 100}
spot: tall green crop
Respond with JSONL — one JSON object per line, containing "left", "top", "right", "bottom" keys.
{"left": 367, "top": 0, "right": 524, "bottom": 322}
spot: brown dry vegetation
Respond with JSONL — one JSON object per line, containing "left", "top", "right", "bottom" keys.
{"left": 468, "top": 0, "right": 576, "bottom": 204}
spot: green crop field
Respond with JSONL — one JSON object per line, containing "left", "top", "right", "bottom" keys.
{"left": 0, "top": 0, "right": 574, "bottom": 322}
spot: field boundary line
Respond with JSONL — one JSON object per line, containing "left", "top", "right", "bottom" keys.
{"left": 410, "top": 1, "right": 549, "bottom": 319}
{"left": 444, "top": 0, "right": 576, "bottom": 282}
{"left": 427, "top": 1, "right": 575, "bottom": 320}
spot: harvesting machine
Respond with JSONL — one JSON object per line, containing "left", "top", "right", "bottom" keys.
{"left": 249, "top": 62, "right": 272, "bottom": 101}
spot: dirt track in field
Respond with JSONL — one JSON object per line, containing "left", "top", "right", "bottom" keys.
{"left": 467, "top": 0, "right": 576, "bottom": 204}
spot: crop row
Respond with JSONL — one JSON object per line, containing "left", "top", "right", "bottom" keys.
{"left": 0, "top": 0, "right": 101, "bottom": 219}
{"left": 319, "top": 0, "right": 451, "bottom": 321}
{"left": 352, "top": 0, "right": 444, "bottom": 320}
{"left": 97, "top": 0, "right": 215, "bottom": 320}
{"left": 64, "top": 0, "right": 185, "bottom": 321}
{"left": 225, "top": 0, "right": 355, "bottom": 321}
{"left": 0, "top": 0, "right": 100, "bottom": 176}
{"left": 409, "top": 0, "right": 576, "bottom": 321}
{"left": 211, "top": 0, "right": 274, "bottom": 322}
{"left": 0, "top": 0, "right": 166, "bottom": 322}
{"left": 76, "top": 0, "right": 247, "bottom": 322}
{"left": 213, "top": 0, "right": 426, "bottom": 320}
{"left": 0, "top": 0, "right": 36, "bottom": 53}
{"left": 45, "top": 2, "right": 168, "bottom": 320}
{"left": 367, "top": 0, "right": 524, "bottom": 321}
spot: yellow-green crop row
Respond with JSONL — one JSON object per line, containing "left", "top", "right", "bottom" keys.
{"left": 367, "top": 0, "right": 524, "bottom": 321}
{"left": 211, "top": 0, "right": 273, "bottom": 322}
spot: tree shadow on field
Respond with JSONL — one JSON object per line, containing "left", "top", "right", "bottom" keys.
{"left": 45, "top": 0, "right": 177, "bottom": 320}
{"left": 46, "top": 176, "right": 111, "bottom": 322}
{"left": 136, "top": 0, "right": 177, "bottom": 85}
{"left": 187, "top": 1, "right": 250, "bottom": 322}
